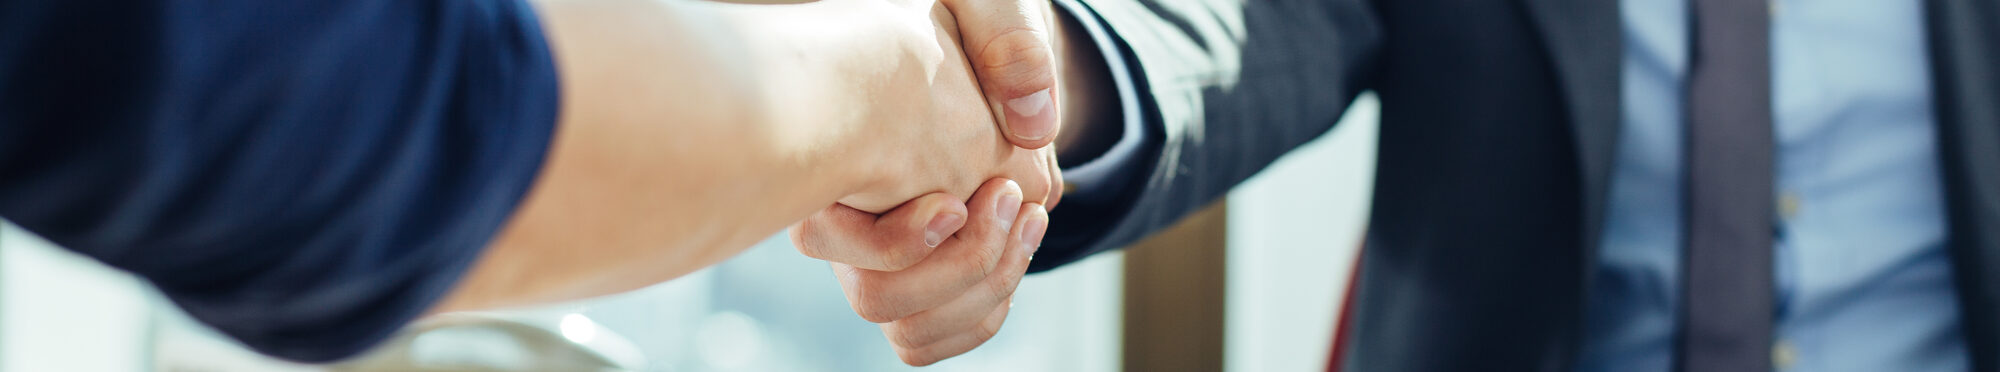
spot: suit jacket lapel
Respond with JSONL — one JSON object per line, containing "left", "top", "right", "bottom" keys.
{"left": 1519, "top": 0, "right": 1620, "bottom": 254}
{"left": 1923, "top": 0, "right": 2000, "bottom": 370}
{"left": 1519, "top": 0, "right": 1621, "bottom": 329}
{"left": 1518, "top": 1, "right": 1621, "bottom": 369}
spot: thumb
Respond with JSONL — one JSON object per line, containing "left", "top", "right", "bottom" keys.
{"left": 942, "top": 0, "right": 1061, "bottom": 150}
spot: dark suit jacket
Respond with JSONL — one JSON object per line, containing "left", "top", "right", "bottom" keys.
{"left": 1031, "top": 0, "right": 2000, "bottom": 370}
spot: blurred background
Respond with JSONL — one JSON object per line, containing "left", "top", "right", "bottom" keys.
{"left": 0, "top": 96, "right": 1377, "bottom": 372}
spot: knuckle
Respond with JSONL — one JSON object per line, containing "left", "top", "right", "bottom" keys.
{"left": 986, "top": 269, "right": 1025, "bottom": 299}
{"left": 957, "top": 238, "right": 1004, "bottom": 278}
{"left": 790, "top": 224, "right": 827, "bottom": 259}
{"left": 889, "top": 323, "right": 927, "bottom": 349}
{"left": 796, "top": 246, "right": 835, "bottom": 262}
{"left": 796, "top": 246, "right": 830, "bottom": 261}
{"left": 1000, "top": 153, "right": 1055, "bottom": 202}
{"left": 820, "top": 231, "right": 914, "bottom": 271}
{"left": 879, "top": 243, "right": 928, "bottom": 272}
{"left": 898, "top": 349, "right": 935, "bottom": 367}
{"left": 857, "top": 303, "right": 900, "bottom": 324}
{"left": 973, "top": 319, "right": 1003, "bottom": 343}
{"left": 851, "top": 280, "right": 904, "bottom": 323}
{"left": 1019, "top": 176, "right": 1053, "bottom": 206}
{"left": 975, "top": 30, "right": 1057, "bottom": 93}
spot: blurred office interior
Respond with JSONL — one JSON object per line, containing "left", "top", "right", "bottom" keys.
{"left": 0, "top": 96, "right": 1378, "bottom": 372}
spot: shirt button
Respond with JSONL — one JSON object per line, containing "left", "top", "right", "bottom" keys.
{"left": 1773, "top": 340, "right": 1799, "bottom": 370}
{"left": 1778, "top": 192, "right": 1802, "bottom": 221}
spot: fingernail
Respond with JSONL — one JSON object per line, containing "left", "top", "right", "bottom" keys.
{"left": 1005, "top": 89, "right": 1056, "bottom": 141}
{"left": 1020, "top": 206, "right": 1047, "bottom": 255}
{"left": 924, "top": 212, "right": 962, "bottom": 248}
{"left": 995, "top": 194, "right": 1022, "bottom": 231}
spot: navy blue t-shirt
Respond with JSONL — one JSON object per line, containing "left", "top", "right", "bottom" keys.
{"left": 0, "top": 0, "right": 559, "bottom": 362}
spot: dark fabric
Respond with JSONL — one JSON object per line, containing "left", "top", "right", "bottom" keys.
{"left": 1037, "top": 0, "right": 1164, "bottom": 263}
{"left": 1038, "top": 0, "right": 2000, "bottom": 371}
{"left": 1678, "top": 0, "right": 1776, "bottom": 370}
{"left": 0, "top": 0, "right": 560, "bottom": 362}
{"left": 1034, "top": 0, "right": 1384, "bottom": 273}
{"left": 1926, "top": 0, "right": 2000, "bottom": 370}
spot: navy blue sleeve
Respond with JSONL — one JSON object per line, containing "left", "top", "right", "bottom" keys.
{"left": 0, "top": 0, "right": 559, "bottom": 362}
{"left": 1031, "top": 0, "right": 1165, "bottom": 273}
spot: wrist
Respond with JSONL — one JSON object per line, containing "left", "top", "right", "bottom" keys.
{"left": 709, "top": 1, "right": 923, "bottom": 203}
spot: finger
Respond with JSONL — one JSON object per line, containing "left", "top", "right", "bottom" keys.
{"left": 884, "top": 203, "right": 1045, "bottom": 348}
{"left": 792, "top": 193, "right": 969, "bottom": 272}
{"left": 896, "top": 295, "right": 1015, "bottom": 366}
{"left": 1002, "top": 146, "right": 1056, "bottom": 206}
{"left": 941, "top": 0, "right": 1061, "bottom": 149}
{"left": 1042, "top": 148, "right": 1064, "bottom": 210}
{"left": 841, "top": 179, "right": 1024, "bottom": 323}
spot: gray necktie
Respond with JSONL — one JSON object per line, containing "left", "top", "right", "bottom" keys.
{"left": 1679, "top": 0, "right": 1775, "bottom": 371}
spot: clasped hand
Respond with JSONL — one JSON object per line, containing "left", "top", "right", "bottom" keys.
{"left": 795, "top": 0, "right": 1065, "bottom": 366}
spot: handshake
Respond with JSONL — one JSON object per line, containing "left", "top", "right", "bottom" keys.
{"left": 0, "top": 0, "right": 1114, "bottom": 366}
{"left": 490, "top": 0, "right": 1112, "bottom": 367}
{"left": 784, "top": 0, "right": 1073, "bottom": 366}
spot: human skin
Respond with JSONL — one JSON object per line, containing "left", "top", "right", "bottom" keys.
{"left": 428, "top": 0, "right": 1058, "bottom": 314}
{"left": 788, "top": 0, "right": 1122, "bottom": 365}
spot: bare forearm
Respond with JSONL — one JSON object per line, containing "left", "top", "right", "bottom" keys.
{"left": 434, "top": 0, "right": 895, "bottom": 312}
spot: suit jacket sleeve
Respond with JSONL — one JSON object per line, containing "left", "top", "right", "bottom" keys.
{"left": 1031, "top": 0, "right": 1384, "bottom": 272}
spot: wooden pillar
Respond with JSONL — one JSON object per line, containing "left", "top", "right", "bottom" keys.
{"left": 1122, "top": 200, "right": 1227, "bottom": 372}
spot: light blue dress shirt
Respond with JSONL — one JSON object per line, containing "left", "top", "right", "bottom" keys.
{"left": 1579, "top": 0, "right": 1962, "bottom": 371}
